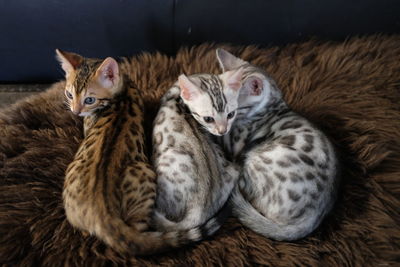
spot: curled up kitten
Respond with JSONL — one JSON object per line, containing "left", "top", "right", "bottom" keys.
{"left": 216, "top": 49, "right": 340, "bottom": 241}
{"left": 57, "top": 49, "right": 229, "bottom": 256}
{"left": 152, "top": 69, "right": 243, "bottom": 232}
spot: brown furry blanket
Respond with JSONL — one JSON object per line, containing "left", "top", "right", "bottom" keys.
{"left": 0, "top": 35, "right": 399, "bottom": 266}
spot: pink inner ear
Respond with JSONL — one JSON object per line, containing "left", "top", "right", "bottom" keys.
{"left": 179, "top": 75, "right": 198, "bottom": 101}
{"left": 97, "top": 58, "right": 119, "bottom": 87}
{"left": 104, "top": 67, "right": 114, "bottom": 81}
{"left": 250, "top": 79, "right": 263, "bottom": 96}
{"left": 181, "top": 88, "right": 192, "bottom": 100}
{"left": 180, "top": 83, "right": 197, "bottom": 101}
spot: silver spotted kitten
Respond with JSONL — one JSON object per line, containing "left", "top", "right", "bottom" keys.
{"left": 217, "top": 49, "right": 339, "bottom": 241}
{"left": 152, "top": 70, "right": 242, "bottom": 232}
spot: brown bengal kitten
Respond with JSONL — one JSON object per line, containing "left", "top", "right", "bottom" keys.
{"left": 57, "top": 50, "right": 224, "bottom": 256}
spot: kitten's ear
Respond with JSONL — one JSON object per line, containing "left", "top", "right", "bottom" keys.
{"left": 225, "top": 67, "right": 244, "bottom": 91}
{"left": 95, "top": 57, "right": 119, "bottom": 88}
{"left": 244, "top": 76, "right": 263, "bottom": 96}
{"left": 55, "top": 49, "right": 83, "bottom": 74}
{"left": 178, "top": 74, "right": 199, "bottom": 101}
{"left": 216, "top": 48, "right": 247, "bottom": 72}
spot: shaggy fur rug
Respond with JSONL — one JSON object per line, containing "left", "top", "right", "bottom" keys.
{"left": 0, "top": 35, "right": 399, "bottom": 266}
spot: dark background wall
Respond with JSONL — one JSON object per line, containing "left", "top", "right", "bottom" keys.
{"left": 0, "top": 0, "right": 399, "bottom": 82}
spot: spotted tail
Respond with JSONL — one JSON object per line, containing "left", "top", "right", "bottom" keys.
{"left": 231, "top": 186, "right": 323, "bottom": 241}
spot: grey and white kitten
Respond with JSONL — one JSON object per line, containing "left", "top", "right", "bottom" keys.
{"left": 216, "top": 49, "right": 339, "bottom": 241}
{"left": 152, "top": 69, "right": 242, "bottom": 231}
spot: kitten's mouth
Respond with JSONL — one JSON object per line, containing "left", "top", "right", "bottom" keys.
{"left": 213, "top": 131, "right": 228, "bottom": 137}
{"left": 213, "top": 127, "right": 231, "bottom": 136}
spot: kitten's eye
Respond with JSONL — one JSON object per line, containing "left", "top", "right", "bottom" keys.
{"left": 65, "top": 91, "right": 73, "bottom": 99}
{"left": 203, "top": 116, "right": 215, "bottom": 123}
{"left": 227, "top": 111, "right": 236, "bottom": 119}
{"left": 84, "top": 97, "right": 96, "bottom": 105}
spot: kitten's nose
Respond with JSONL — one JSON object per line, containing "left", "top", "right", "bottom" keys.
{"left": 71, "top": 104, "right": 81, "bottom": 115}
{"left": 217, "top": 125, "right": 227, "bottom": 135}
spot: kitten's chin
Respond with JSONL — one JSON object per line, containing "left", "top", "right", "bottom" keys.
{"left": 78, "top": 112, "right": 91, "bottom": 117}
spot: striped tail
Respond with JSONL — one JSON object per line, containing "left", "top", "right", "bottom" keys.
{"left": 92, "top": 201, "right": 231, "bottom": 255}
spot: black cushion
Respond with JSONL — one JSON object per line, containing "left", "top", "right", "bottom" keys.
{"left": 1, "top": 0, "right": 399, "bottom": 82}
{"left": 0, "top": 0, "right": 173, "bottom": 82}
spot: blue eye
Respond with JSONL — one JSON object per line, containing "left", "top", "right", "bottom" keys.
{"left": 65, "top": 91, "right": 73, "bottom": 99}
{"left": 227, "top": 111, "right": 236, "bottom": 119}
{"left": 84, "top": 97, "right": 96, "bottom": 105}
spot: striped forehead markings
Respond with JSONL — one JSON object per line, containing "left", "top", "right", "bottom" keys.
{"left": 198, "top": 75, "right": 226, "bottom": 113}
{"left": 73, "top": 60, "right": 100, "bottom": 94}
